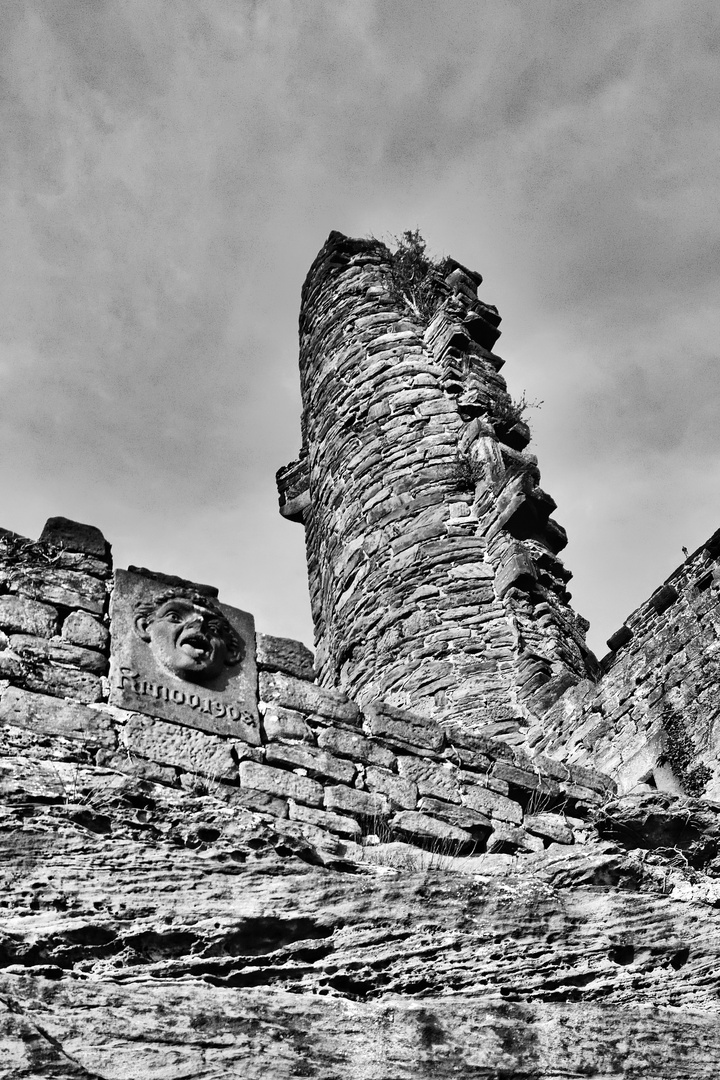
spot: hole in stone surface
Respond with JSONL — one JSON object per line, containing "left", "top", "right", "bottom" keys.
{"left": 325, "top": 974, "right": 376, "bottom": 999}
{"left": 608, "top": 944, "right": 635, "bottom": 966}
{"left": 196, "top": 827, "right": 221, "bottom": 843}
{"left": 203, "top": 918, "right": 334, "bottom": 958}
{"left": 638, "top": 770, "right": 658, "bottom": 790}
{"left": 696, "top": 572, "right": 713, "bottom": 592}
{"left": 64, "top": 926, "right": 117, "bottom": 948}
{"left": 670, "top": 947, "right": 689, "bottom": 970}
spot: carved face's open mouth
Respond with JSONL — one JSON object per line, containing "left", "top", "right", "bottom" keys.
{"left": 178, "top": 630, "right": 212, "bottom": 659}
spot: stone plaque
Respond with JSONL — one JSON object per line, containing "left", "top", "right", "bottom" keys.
{"left": 109, "top": 569, "right": 260, "bottom": 743}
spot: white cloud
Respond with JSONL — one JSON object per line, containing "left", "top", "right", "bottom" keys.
{"left": 0, "top": 0, "right": 717, "bottom": 651}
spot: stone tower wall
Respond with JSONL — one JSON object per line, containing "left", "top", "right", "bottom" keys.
{"left": 278, "top": 231, "right": 596, "bottom": 741}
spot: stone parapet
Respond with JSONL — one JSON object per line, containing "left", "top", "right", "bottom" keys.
{"left": 0, "top": 634, "right": 615, "bottom": 862}
{"left": 0, "top": 514, "right": 616, "bottom": 857}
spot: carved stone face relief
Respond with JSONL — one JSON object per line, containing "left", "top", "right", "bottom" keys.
{"left": 109, "top": 569, "right": 260, "bottom": 743}
{"left": 133, "top": 592, "right": 243, "bottom": 684}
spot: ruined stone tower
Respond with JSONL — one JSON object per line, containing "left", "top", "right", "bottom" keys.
{"left": 3, "top": 231, "right": 720, "bottom": 1076}
{"left": 278, "top": 231, "right": 597, "bottom": 741}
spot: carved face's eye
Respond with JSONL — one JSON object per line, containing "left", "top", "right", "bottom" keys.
{"left": 163, "top": 610, "right": 183, "bottom": 623}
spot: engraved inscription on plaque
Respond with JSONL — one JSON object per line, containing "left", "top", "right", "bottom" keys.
{"left": 109, "top": 569, "right": 260, "bottom": 743}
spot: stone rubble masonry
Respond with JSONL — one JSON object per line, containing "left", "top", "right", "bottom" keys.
{"left": 0, "top": 540, "right": 596, "bottom": 860}
{"left": 0, "top": 519, "right": 616, "bottom": 858}
{"left": 277, "top": 230, "right": 597, "bottom": 742}
{"left": 4, "top": 503, "right": 718, "bottom": 858}
{"left": 0, "top": 654, "right": 614, "bottom": 858}
{"left": 0, "top": 518, "right": 111, "bottom": 704}
{"left": 528, "top": 531, "right": 720, "bottom": 799}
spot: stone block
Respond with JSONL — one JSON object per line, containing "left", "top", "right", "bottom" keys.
{"left": 364, "top": 700, "right": 444, "bottom": 752}
{"left": 461, "top": 784, "right": 523, "bottom": 824}
{"left": 288, "top": 800, "right": 361, "bottom": 838}
{"left": 96, "top": 748, "right": 178, "bottom": 786}
{"left": 120, "top": 714, "right": 237, "bottom": 781}
{"left": 61, "top": 611, "right": 109, "bottom": 651}
{"left": 606, "top": 625, "right": 633, "bottom": 652}
{"left": 216, "top": 785, "right": 288, "bottom": 817}
{"left": 488, "top": 822, "right": 544, "bottom": 854}
{"left": 259, "top": 671, "right": 361, "bottom": 725}
{"left": 490, "top": 761, "right": 560, "bottom": 797}
{"left": 239, "top": 760, "right": 323, "bottom": 808}
{"left": 25, "top": 666, "right": 104, "bottom": 704}
{"left": 524, "top": 812, "right": 574, "bottom": 845}
{"left": 256, "top": 633, "right": 315, "bottom": 681}
{"left": 566, "top": 762, "right": 616, "bottom": 794}
{"left": 532, "top": 754, "right": 570, "bottom": 782}
{"left": 560, "top": 781, "right": 605, "bottom": 806}
{"left": 324, "top": 785, "right": 389, "bottom": 819}
{"left": 442, "top": 745, "right": 494, "bottom": 772}
{"left": 230, "top": 741, "right": 264, "bottom": 765}
{"left": 109, "top": 569, "right": 260, "bottom": 744}
{"left": 0, "top": 596, "right": 59, "bottom": 638}
{"left": 417, "top": 797, "right": 492, "bottom": 832}
{"left": 649, "top": 584, "right": 680, "bottom": 615}
{"left": 0, "top": 686, "right": 116, "bottom": 747}
{"left": 390, "top": 811, "right": 475, "bottom": 849}
{"left": 265, "top": 742, "right": 355, "bottom": 784}
{"left": 7, "top": 567, "right": 107, "bottom": 615}
{"left": 494, "top": 550, "right": 536, "bottom": 597}
{"left": 0, "top": 652, "right": 23, "bottom": 680}
{"left": 39, "top": 517, "right": 108, "bottom": 558}
{"left": 261, "top": 705, "right": 313, "bottom": 743}
{"left": 442, "top": 723, "right": 515, "bottom": 760}
{"left": 9, "top": 634, "right": 107, "bottom": 674}
{"left": 397, "top": 757, "right": 461, "bottom": 802}
{"left": 316, "top": 726, "right": 396, "bottom": 770}
{"left": 364, "top": 766, "right": 417, "bottom": 809}
{"left": 54, "top": 551, "right": 112, "bottom": 579}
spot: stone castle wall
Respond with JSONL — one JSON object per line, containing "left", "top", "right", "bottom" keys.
{"left": 0, "top": 516, "right": 614, "bottom": 865}
{"left": 3, "top": 233, "right": 720, "bottom": 1077}
{"left": 527, "top": 528, "right": 720, "bottom": 798}
{"left": 278, "top": 232, "right": 596, "bottom": 741}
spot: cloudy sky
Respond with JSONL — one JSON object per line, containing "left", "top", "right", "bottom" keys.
{"left": 1, "top": 0, "right": 718, "bottom": 657}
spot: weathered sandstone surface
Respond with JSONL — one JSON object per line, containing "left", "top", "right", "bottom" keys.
{"left": 2, "top": 724, "right": 720, "bottom": 1078}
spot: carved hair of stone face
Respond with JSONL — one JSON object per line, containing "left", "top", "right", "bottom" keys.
{"left": 133, "top": 589, "right": 243, "bottom": 683}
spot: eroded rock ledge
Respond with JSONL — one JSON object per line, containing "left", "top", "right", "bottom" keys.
{"left": 1, "top": 739, "right": 720, "bottom": 1077}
